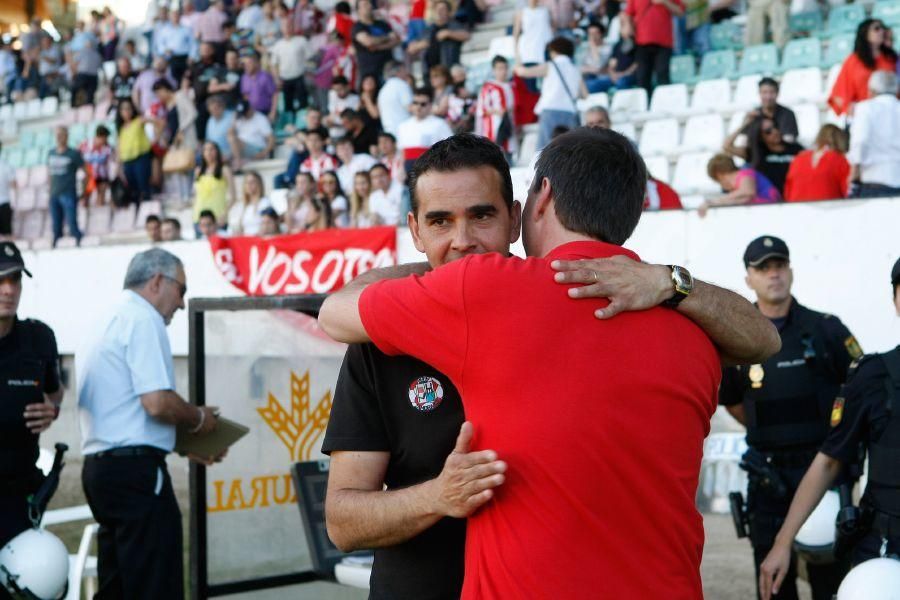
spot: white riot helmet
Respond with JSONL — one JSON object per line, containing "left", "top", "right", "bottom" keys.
{"left": 793, "top": 490, "right": 840, "bottom": 564}
{"left": 0, "top": 529, "right": 69, "bottom": 599}
{"left": 837, "top": 557, "right": 900, "bottom": 600}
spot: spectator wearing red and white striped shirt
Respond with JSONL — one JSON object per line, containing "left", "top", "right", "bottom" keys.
{"left": 476, "top": 56, "right": 517, "bottom": 154}
{"left": 299, "top": 129, "right": 339, "bottom": 182}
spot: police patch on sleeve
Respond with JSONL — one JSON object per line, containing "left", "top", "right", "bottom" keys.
{"left": 844, "top": 336, "right": 863, "bottom": 360}
{"left": 830, "top": 397, "right": 845, "bottom": 427}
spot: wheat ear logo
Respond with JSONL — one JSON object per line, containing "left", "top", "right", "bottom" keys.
{"left": 257, "top": 370, "right": 332, "bottom": 461}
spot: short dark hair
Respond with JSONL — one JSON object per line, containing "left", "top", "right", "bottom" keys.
{"left": 408, "top": 133, "right": 513, "bottom": 215}
{"left": 198, "top": 210, "right": 216, "bottom": 221}
{"left": 304, "top": 128, "right": 324, "bottom": 140}
{"left": 145, "top": 215, "right": 161, "bottom": 225}
{"left": 491, "top": 54, "right": 508, "bottom": 67}
{"left": 378, "top": 132, "right": 396, "bottom": 143}
{"left": 340, "top": 108, "right": 361, "bottom": 121}
{"left": 95, "top": 124, "right": 110, "bottom": 138}
{"left": 332, "top": 75, "right": 349, "bottom": 86}
{"left": 335, "top": 1, "right": 351, "bottom": 13}
{"left": 163, "top": 217, "right": 181, "bottom": 229}
{"left": 546, "top": 36, "right": 575, "bottom": 58}
{"left": 152, "top": 78, "right": 175, "bottom": 92}
{"left": 758, "top": 77, "right": 779, "bottom": 91}
{"left": 531, "top": 128, "right": 645, "bottom": 246}
{"left": 587, "top": 21, "right": 606, "bottom": 35}
{"left": 335, "top": 136, "right": 354, "bottom": 146}
{"left": 369, "top": 163, "right": 389, "bottom": 175}
{"left": 412, "top": 86, "right": 433, "bottom": 101}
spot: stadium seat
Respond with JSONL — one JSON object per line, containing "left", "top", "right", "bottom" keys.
{"left": 22, "top": 147, "right": 42, "bottom": 168}
{"left": 29, "top": 166, "right": 48, "bottom": 187}
{"left": 111, "top": 207, "right": 136, "bottom": 233}
{"left": 825, "top": 63, "right": 842, "bottom": 97}
{"left": 790, "top": 103, "right": 821, "bottom": 147}
{"left": 68, "top": 124, "right": 88, "bottom": 147}
{"left": 728, "top": 110, "right": 748, "bottom": 136}
{"left": 669, "top": 54, "right": 696, "bottom": 85}
{"left": 648, "top": 83, "right": 689, "bottom": 116}
{"left": 93, "top": 100, "right": 111, "bottom": 122}
{"left": 40, "top": 96, "right": 58, "bottom": 117}
{"left": 823, "top": 33, "right": 855, "bottom": 68}
{"left": 874, "top": 0, "right": 900, "bottom": 27}
{"left": 15, "top": 187, "right": 36, "bottom": 211}
{"left": 25, "top": 99, "right": 41, "bottom": 119}
{"left": 34, "top": 188, "right": 48, "bottom": 210}
{"left": 779, "top": 67, "right": 823, "bottom": 104}
{"left": 780, "top": 38, "right": 822, "bottom": 72}
{"left": 19, "top": 210, "right": 44, "bottom": 240}
{"left": 34, "top": 129, "right": 53, "bottom": 148}
{"left": 710, "top": 21, "right": 740, "bottom": 50}
{"left": 12, "top": 102, "right": 27, "bottom": 120}
{"left": 682, "top": 114, "right": 725, "bottom": 152}
{"left": 0, "top": 104, "right": 12, "bottom": 121}
{"left": 643, "top": 155, "right": 670, "bottom": 183}
{"left": 613, "top": 121, "right": 637, "bottom": 142}
{"left": 136, "top": 200, "right": 162, "bottom": 226}
{"left": 85, "top": 206, "right": 112, "bottom": 236}
{"left": 789, "top": 10, "right": 823, "bottom": 35}
{"left": 639, "top": 118, "right": 680, "bottom": 156}
{"left": 730, "top": 75, "right": 762, "bottom": 111}
{"left": 690, "top": 79, "right": 731, "bottom": 114}
{"left": 488, "top": 35, "right": 515, "bottom": 59}
{"left": 5, "top": 147, "right": 24, "bottom": 169}
{"left": 699, "top": 50, "right": 736, "bottom": 80}
{"left": 76, "top": 105, "right": 94, "bottom": 123}
{"left": 14, "top": 168, "right": 29, "bottom": 189}
{"left": 18, "top": 130, "right": 36, "bottom": 148}
{"left": 672, "top": 152, "right": 719, "bottom": 196}
{"left": 739, "top": 44, "right": 779, "bottom": 76}
{"left": 577, "top": 92, "right": 609, "bottom": 112}
{"left": 609, "top": 87, "right": 648, "bottom": 118}
{"left": 516, "top": 130, "right": 539, "bottom": 167}
{"left": 466, "top": 60, "right": 492, "bottom": 93}
{"left": 824, "top": 4, "right": 865, "bottom": 37}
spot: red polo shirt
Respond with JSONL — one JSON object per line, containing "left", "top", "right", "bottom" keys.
{"left": 625, "top": 0, "right": 683, "bottom": 48}
{"left": 359, "top": 241, "right": 720, "bottom": 600}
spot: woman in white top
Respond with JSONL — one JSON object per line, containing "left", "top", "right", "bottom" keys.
{"left": 514, "top": 0, "right": 554, "bottom": 67}
{"left": 515, "top": 36, "right": 587, "bottom": 150}
{"left": 319, "top": 170, "right": 350, "bottom": 228}
{"left": 349, "top": 170, "right": 380, "bottom": 228}
{"left": 228, "top": 171, "right": 272, "bottom": 236}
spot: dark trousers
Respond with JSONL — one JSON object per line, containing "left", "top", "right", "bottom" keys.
{"left": 747, "top": 468, "right": 848, "bottom": 600}
{"left": 0, "top": 202, "right": 11, "bottom": 235}
{"left": 50, "top": 192, "right": 82, "bottom": 246}
{"left": 82, "top": 455, "right": 184, "bottom": 600}
{"left": 122, "top": 153, "right": 153, "bottom": 203}
{"left": 281, "top": 76, "right": 308, "bottom": 114}
{"left": 169, "top": 55, "right": 189, "bottom": 85}
{"left": 73, "top": 73, "right": 99, "bottom": 107}
{"left": 853, "top": 182, "right": 900, "bottom": 198}
{"left": 635, "top": 44, "right": 672, "bottom": 95}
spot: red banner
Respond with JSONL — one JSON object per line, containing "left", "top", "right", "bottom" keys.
{"left": 209, "top": 226, "right": 397, "bottom": 296}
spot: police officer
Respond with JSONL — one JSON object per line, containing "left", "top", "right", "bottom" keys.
{"left": 0, "top": 242, "right": 63, "bottom": 547}
{"left": 758, "top": 256, "right": 900, "bottom": 599}
{"left": 720, "top": 236, "right": 861, "bottom": 600}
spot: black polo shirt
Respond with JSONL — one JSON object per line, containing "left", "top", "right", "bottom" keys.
{"left": 0, "top": 318, "right": 61, "bottom": 478}
{"left": 322, "top": 342, "right": 465, "bottom": 600}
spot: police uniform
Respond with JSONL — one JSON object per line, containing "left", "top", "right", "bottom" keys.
{"left": 719, "top": 237, "right": 860, "bottom": 600}
{"left": 0, "top": 244, "right": 61, "bottom": 548}
{"left": 322, "top": 343, "right": 465, "bottom": 600}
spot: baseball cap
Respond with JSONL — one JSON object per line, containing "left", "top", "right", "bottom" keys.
{"left": 259, "top": 207, "right": 279, "bottom": 219}
{"left": 891, "top": 256, "right": 900, "bottom": 286}
{"left": 0, "top": 242, "right": 31, "bottom": 278}
{"left": 743, "top": 235, "right": 790, "bottom": 268}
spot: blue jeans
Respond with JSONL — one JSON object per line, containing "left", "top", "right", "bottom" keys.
{"left": 675, "top": 17, "right": 711, "bottom": 56}
{"left": 584, "top": 74, "right": 636, "bottom": 93}
{"left": 122, "top": 153, "right": 153, "bottom": 203}
{"left": 538, "top": 109, "right": 579, "bottom": 150}
{"left": 50, "top": 193, "right": 81, "bottom": 246}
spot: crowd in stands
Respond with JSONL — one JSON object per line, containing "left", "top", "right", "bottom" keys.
{"left": 0, "top": 0, "right": 897, "bottom": 247}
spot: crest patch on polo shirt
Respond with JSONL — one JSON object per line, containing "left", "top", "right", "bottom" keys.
{"left": 830, "top": 397, "right": 845, "bottom": 427}
{"left": 408, "top": 376, "right": 444, "bottom": 412}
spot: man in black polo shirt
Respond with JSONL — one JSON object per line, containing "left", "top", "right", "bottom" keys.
{"left": 321, "top": 134, "right": 782, "bottom": 599}
{"left": 742, "top": 77, "right": 799, "bottom": 144}
{"left": 352, "top": 0, "right": 400, "bottom": 85}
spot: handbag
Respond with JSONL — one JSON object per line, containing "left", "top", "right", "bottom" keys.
{"left": 162, "top": 146, "right": 196, "bottom": 174}
{"left": 551, "top": 59, "right": 582, "bottom": 126}
{"left": 495, "top": 112, "right": 513, "bottom": 146}
{"left": 110, "top": 178, "right": 134, "bottom": 208}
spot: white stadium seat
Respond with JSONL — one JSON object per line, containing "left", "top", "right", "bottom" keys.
{"left": 790, "top": 103, "right": 821, "bottom": 147}
{"left": 730, "top": 75, "right": 762, "bottom": 112}
{"left": 12, "top": 102, "right": 27, "bottom": 120}
{"left": 577, "top": 92, "right": 609, "bottom": 112}
{"left": 25, "top": 99, "right": 41, "bottom": 119}
{"left": 672, "top": 152, "right": 720, "bottom": 196}
{"left": 779, "top": 67, "right": 823, "bottom": 105}
{"left": 612, "top": 121, "right": 637, "bottom": 143}
{"left": 643, "top": 155, "right": 670, "bottom": 183}
{"left": 825, "top": 63, "right": 841, "bottom": 97}
{"left": 609, "top": 88, "right": 648, "bottom": 119}
{"left": 516, "top": 130, "right": 539, "bottom": 167}
{"left": 487, "top": 35, "right": 515, "bottom": 59}
{"left": 639, "top": 118, "right": 680, "bottom": 157}
{"left": 40, "top": 96, "right": 59, "bottom": 117}
{"left": 682, "top": 114, "right": 725, "bottom": 152}
{"left": 0, "top": 104, "right": 12, "bottom": 121}
{"left": 691, "top": 79, "right": 731, "bottom": 115}
{"left": 648, "top": 83, "right": 689, "bottom": 117}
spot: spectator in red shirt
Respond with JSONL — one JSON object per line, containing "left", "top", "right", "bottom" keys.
{"left": 644, "top": 176, "right": 682, "bottom": 210}
{"left": 829, "top": 19, "right": 897, "bottom": 116}
{"left": 622, "top": 0, "right": 685, "bottom": 94}
{"left": 784, "top": 125, "right": 850, "bottom": 202}
{"left": 318, "top": 129, "right": 780, "bottom": 600}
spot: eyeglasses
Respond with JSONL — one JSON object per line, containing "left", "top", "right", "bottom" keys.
{"left": 872, "top": 24, "right": 885, "bottom": 31}
{"left": 412, "top": 100, "right": 429, "bottom": 107}
{"left": 162, "top": 275, "right": 187, "bottom": 298}
{"left": 762, "top": 128, "right": 776, "bottom": 134}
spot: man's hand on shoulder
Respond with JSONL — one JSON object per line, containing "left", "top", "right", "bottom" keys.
{"left": 426, "top": 422, "right": 506, "bottom": 518}
{"left": 551, "top": 256, "right": 671, "bottom": 319}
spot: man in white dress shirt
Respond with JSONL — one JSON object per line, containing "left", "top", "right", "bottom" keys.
{"left": 848, "top": 70, "right": 900, "bottom": 198}
{"left": 77, "top": 248, "right": 219, "bottom": 600}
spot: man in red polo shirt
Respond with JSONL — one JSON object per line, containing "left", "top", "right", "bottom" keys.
{"left": 319, "top": 128, "right": 771, "bottom": 598}
{"left": 622, "top": 0, "right": 684, "bottom": 94}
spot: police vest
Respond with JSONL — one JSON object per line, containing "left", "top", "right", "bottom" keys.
{"left": 867, "top": 347, "right": 900, "bottom": 516}
{"left": 740, "top": 304, "right": 845, "bottom": 451}
{"left": 0, "top": 320, "right": 48, "bottom": 481}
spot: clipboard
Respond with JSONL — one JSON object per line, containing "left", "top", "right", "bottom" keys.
{"left": 175, "top": 416, "right": 250, "bottom": 457}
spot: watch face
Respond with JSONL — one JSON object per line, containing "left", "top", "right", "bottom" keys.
{"left": 673, "top": 266, "right": 694, "bottom": 294}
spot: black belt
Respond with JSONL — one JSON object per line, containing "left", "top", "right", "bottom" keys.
{"left": 88, "top": 445, "right": 168, "bottom": 460}
{"left": 761, "top": 448, "right": 818, "bottom": 469}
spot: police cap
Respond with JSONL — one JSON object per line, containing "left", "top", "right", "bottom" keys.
{"left": 892, "top": 257, "right": 900, "bottom": 286}
{"left": 0, "top": 242, "right": 31, "bottom": 278}
{"left": 744, "top": 235, "right": 789, "bottom": 268}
